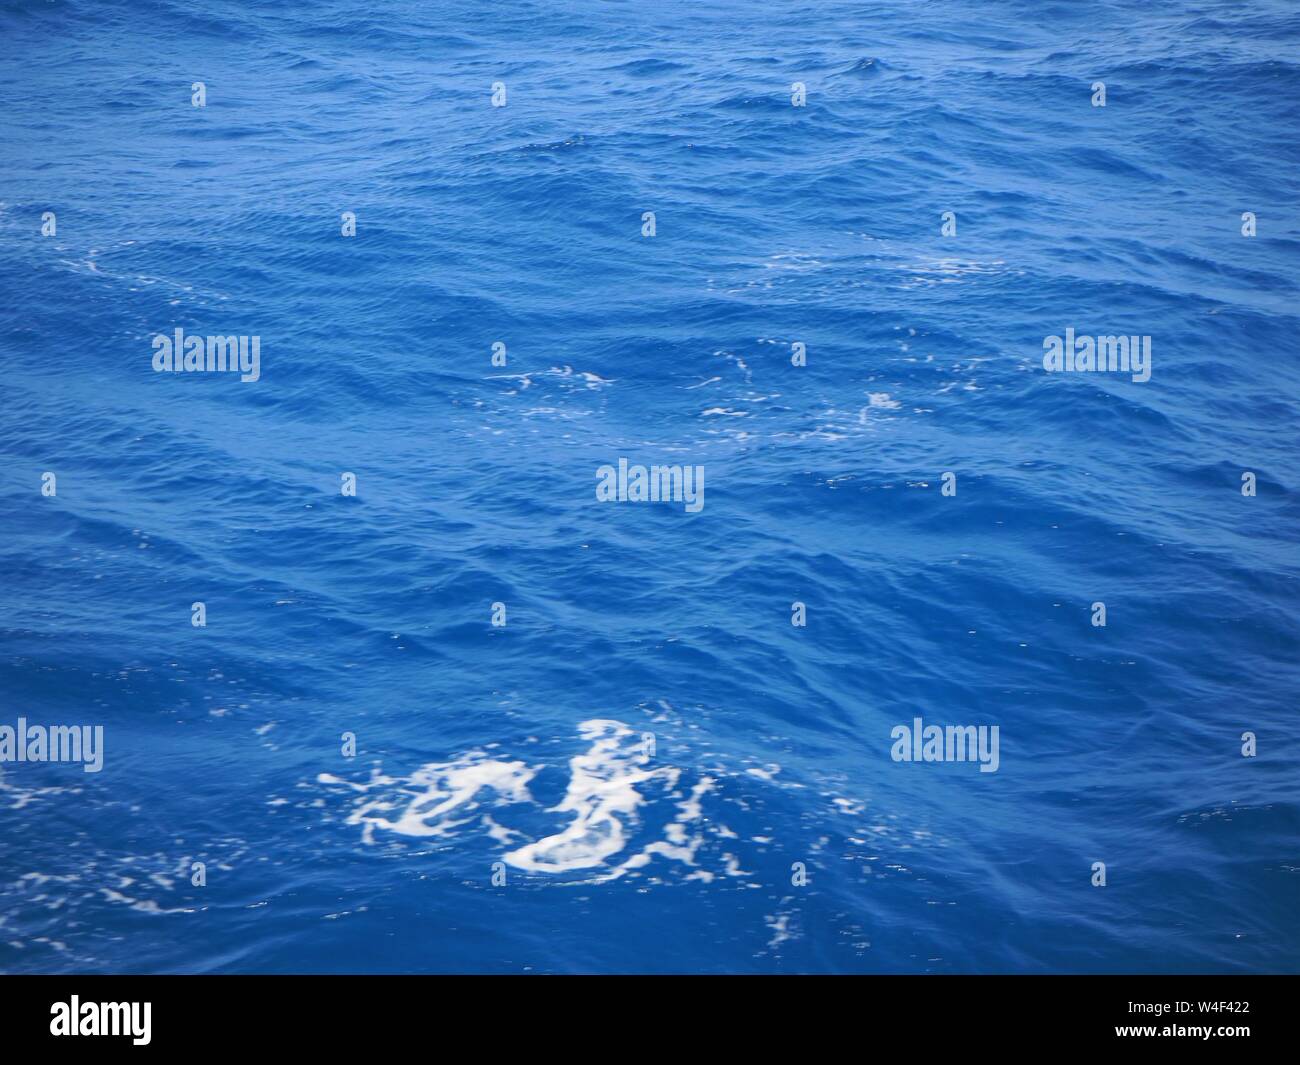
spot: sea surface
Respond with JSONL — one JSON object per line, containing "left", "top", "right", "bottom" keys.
{"left": 1, "top": 0, "right": 1298, "bottom": 974}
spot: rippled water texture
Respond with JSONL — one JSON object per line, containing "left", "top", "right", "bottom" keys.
{"left": 0, "top": 0, "right": 1297, "bottom": 972}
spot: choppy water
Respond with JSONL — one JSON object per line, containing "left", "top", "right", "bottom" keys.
{"left": 1, "top": 0, "right": 1298, "bottom": 973}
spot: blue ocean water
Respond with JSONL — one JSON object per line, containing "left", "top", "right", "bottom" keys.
{"left": 1, "top": 0, "right": 1298, "bottom": 974}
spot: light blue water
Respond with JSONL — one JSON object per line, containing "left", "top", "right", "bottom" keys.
{"left": 1, "top": 0, "right": 1298, "bottom": 973}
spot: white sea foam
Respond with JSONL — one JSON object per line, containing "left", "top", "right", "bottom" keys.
{"left": 504, "top": 720, "right": 674, "bottom": 874}
{"left": 321, "top": 720, "right": 740, "bottom": 883}
{"left": 321, "top": 754, "right": 536, "bottom": 844}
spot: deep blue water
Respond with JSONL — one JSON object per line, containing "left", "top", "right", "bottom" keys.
{"left": 1, "top": 0, "right": 1298, "bottom": 974}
